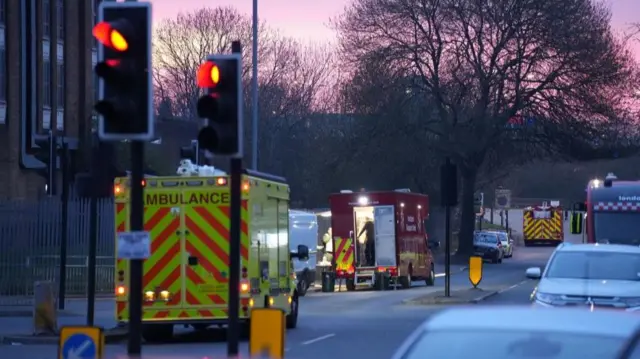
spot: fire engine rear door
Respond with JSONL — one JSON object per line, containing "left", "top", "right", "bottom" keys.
{"left": 374, "top": 206, "right": 397, "bottom": 267}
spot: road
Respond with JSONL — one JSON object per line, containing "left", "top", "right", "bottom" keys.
{"left": 0, "top": 235, "right": 574, "bottom": 359}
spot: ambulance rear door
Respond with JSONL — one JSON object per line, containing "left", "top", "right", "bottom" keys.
{"left": 181, "top": 179, "right": 231, "bottom": 318}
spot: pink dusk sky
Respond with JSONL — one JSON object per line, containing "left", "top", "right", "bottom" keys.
{"left": 149, "top": 0, "right": 640, "bottom": 57}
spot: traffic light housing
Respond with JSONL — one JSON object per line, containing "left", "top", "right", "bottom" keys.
{"left": 196, "top": 54, "right": 243, "bottom": 157}
{"left": 93, "top": 2, "right": 153, "bottom": 141}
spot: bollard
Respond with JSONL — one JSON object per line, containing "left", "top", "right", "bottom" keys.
{"left": 33, "top": 281, "right": 57, "bottom": 335}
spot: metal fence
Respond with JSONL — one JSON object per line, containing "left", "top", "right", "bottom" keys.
{"left": 0, "top": 198, "right": 115, "bottom": 306}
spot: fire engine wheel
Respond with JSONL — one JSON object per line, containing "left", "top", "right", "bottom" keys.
{"left": 142, "top": 323, "right": 173, "bottom": 343}
{"left": 286, "top": 295, "right": 299, "bottom": 329}
{"left": 346, "top": 279, "right": 356, "bottom": 291}
{"left": 425, "top": 265, "right": 435, "bottom": 286}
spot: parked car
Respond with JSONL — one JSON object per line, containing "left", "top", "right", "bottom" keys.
{"left": 485, "top": 230, "right": 513, "bottom": 258}
{"left": 473, "top": 231, "right": 503, "bottom": 263}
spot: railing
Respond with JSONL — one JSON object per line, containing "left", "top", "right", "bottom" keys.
{"left": 0, "top": 198, "right": 115, "bottom": 306}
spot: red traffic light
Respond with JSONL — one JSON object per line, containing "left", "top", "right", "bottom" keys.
{"left": 93, "top": 21, "right": 130, "bottom": 52}
{"left": 197, "top": 62, "right": 221, "bottom": 88}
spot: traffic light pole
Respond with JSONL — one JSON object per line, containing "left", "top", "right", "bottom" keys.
{"left": 227, "top": 40, "right": 243, "bottom": 357}
{"left": 128, "top": 141, "right": 145, "bottom": 355}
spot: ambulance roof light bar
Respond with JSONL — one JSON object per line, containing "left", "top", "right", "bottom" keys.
{"left": 340, "top": 190, "right": 353, "bottom": 193}
{"left": 394, "top": 188, "right": 411, "bottom": 192}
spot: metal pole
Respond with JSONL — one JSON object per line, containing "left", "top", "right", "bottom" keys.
{"left": 505, "top": 210, "right": 509, "bottom": 232}
{"left": 128, "top": 141, "right": 144, "bottom": 355}
{"left": 444, "top": 205, "right": 451, "bottom": 297}
{"left": 227, "top": 40, "right": 243, "bottom": 357}
{"left": 58, "top": 141, "right": 69, "bottom": 310}
{"left": 87, "top": 138, "right": 98, "bottom": 326}
{"left": 48, "top": 130, "right": 56, "bottom": 196}
{"left": 251, "top": 0, "right": 259, "bottom": 170}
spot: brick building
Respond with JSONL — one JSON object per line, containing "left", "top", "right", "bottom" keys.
{"left": 0, "top": 0, "right": 100, "bottom": 200}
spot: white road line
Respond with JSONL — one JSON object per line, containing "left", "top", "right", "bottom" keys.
{"left": 301, "top": 333, "right": 336, "bottom": 345}
{"left": 497, "top": 280, "right": 528, "bottom": 294}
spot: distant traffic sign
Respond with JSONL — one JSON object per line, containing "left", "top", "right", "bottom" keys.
{"left": 495, "top": 189, "right": 512, "bottom": 209}
{"left": 117, "top": 231, "right": 151, "bottom": 259}
{"left": 58, "top": 326, "right": 104, "bottom": 359}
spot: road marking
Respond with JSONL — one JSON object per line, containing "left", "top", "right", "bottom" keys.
{"left": 497, "top": 280, "right": 528, "bottom": 294}
{"left": 301, "top": 333, "right": 335, "bottom": 345}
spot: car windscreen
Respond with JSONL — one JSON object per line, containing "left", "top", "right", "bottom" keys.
{"left": 474, "top": 233, "right": 498, "bottom": 244}
{"left": 545, "top": 250, "right": 640, "bottom": 281}
{"left": 399, "top": 329, "right": 625, "bottom": 359}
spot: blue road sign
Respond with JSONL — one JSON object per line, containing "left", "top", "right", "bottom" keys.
{"left": 62, "top": 333, "right": 97, "bottom": 359}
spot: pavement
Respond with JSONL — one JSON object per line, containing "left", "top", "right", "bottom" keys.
{"left": 0, "top": 232, "right": 580, "bottom": 359}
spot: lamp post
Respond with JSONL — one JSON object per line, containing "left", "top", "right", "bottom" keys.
{"left": 251, "top": 0, "right": 259, "bottom": 170}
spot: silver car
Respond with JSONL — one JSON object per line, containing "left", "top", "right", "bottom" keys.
{"left": 527, "top": 243, "right": 640, "bottom": 310}
{"left": 391, "top": 307, "right": 640, "bottom": 359}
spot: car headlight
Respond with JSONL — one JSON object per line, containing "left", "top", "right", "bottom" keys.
{"left": 535, "top": 292, "right": 563, "bottom": 305}
{"left": 619, "top": 297, "right": 640, "bottom": 307}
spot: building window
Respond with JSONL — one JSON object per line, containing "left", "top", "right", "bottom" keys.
{"left": 42, "top": 0, "right": 51, "bottom": 38}
{"left": 57, "top": 62, "right": 64, "bottom": 108}
{"left": 56, "top": 0, "right": 64, "bottom": 39}
{"left": 0, "top": 0, "right": 6, "bottom": 26}
{"left": 43, "top": 59, "right": 51, "bottom": 107}
{"left": 0, "top": 47, "right": 5, "bottom": 102}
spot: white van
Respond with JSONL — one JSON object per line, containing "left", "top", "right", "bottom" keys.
{"left": 289, "top": 210, "right": 318, "bottom": 296}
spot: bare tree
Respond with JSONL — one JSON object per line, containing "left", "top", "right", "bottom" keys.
{"left": 335, "top": 0, "right": 637, "bottom": 256}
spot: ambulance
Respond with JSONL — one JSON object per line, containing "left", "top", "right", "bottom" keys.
{"left": 113, "top": 168, "right": 309, "bottom": 342}
{"left": 329, "top": 189, "right": 435, "bottom": 291}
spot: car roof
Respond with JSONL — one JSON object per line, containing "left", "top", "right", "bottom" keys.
{"left": 556, "top": 243, "right": 640, "bottom": 254}
{"left": 422, "top": 307, "right": 640, "bottom": 337}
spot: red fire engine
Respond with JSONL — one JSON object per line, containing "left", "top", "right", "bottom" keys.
{"left": 329, "top": 189, "right": 435, "bottom": 291}
{"left": 573, "top": 173, "right": 640, "bottom": 245}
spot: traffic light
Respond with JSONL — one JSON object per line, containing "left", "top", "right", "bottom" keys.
{"left": 34, "top": 131, "right": 58, "bottom": 196}
{"left": 196, "top": 54, "right": 243, "bottom": 157}
{"left": 93, "top": 2, "right": 153, "bottom": 141}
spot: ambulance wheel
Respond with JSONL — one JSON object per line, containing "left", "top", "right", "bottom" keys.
{"left": 425, "top": 264, "right": 435, "bottom": 286}
{"left": 286, "top": 295, "right": 299, "bottom": 329}
{"left": 297, "top": 271, "right": 309, "bottom": 297}
{"left": 142, "top": 324, "right": 173, "bottom": 343}
{"left": 346, "top": 279, "right": 356, "bottom": 291}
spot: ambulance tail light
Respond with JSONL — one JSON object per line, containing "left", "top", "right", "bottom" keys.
{"left": 241, "top": 266, "right": 248, "bottom": 278}
{"left": 116, "top": 285, "right": 126, "bottom": 296}
{"left": 144, "top": 289, "right": 172, "bottom": 302}
{"left": 114, "top": 184, "right": 123, "bottom": 195}
{"left": 215, "top": 177, "right": 227, "bottom": 186}
{"left": 141, "top": 180, "right": 146, "bottom": 187}
{"left": 242, "top": 181, "right": 250, "bottom": 192}
{"left": 240, "top": 280, "right": 250, "bottom": 293}
{"left": 117, "top": 270, "right": 125, "bottom": 282}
